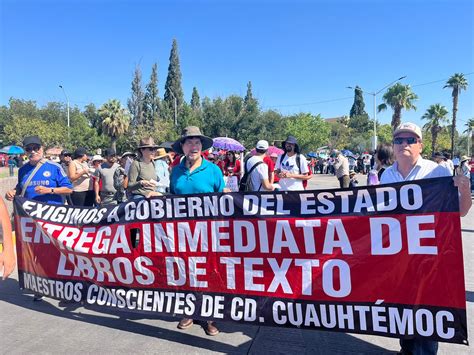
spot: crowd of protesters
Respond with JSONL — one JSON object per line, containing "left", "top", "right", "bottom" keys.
{"left": 0, "top": 122, "right": 473, "bottom": 350}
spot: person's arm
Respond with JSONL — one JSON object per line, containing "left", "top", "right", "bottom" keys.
{"left": 34, "top": 186, "right": 73, "bottom": 195}
{"left": 127, "top": 161, "right": 144, "bottom": 192}
{"left": 36, "top": 164, "right": 73, "bottom": 195}
{"left": 0, "top": 197, "right": 15, "bottom": 279}
{"left": 94, "top": 176, "right": 101, "bottom": 204}
{"left": 286, "top": 157, "right": 310, "bottom": 180}
{"left": 261, "top": 178, "right": 274, "bottom": 191}
{"left": 453, "top": 174, "right": 472, "bottom": 217}
{"left": 68, "top": 161, "right": 88, "bottom": 182}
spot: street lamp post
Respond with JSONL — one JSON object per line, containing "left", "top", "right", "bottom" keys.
{"left": 347, "top": 76, "right": 406, "bottom": 151}
{"left": 169, "top": 90, "right": 178, "bottom": 127}
{"left": 59, "top": 85, "right": 70, "bottom": 140}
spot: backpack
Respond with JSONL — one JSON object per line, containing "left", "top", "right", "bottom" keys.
{"left": 239, "top": 161, "right": 263, "bottom": 192}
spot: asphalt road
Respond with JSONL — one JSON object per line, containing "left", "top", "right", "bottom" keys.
{"left": 1, "top": 173, "right": 473, "bottom": 354}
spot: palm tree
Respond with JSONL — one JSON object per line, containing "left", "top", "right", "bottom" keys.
{"left": 421, "top": 104, "right": 449, "bottom": 154}
{"left": 464, "top": 118, "right": 474, "bottom": 156}
{"left": 444, "top": 73, "right": 468, "bottom": 156}
{"left": 377, "top": 83, "right": 418, "bottom": 130}
{"left": 98, "top": 99, "right": 130, "bottom": 151}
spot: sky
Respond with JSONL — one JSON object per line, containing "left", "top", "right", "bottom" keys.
{"left": 1, "top": 0, "right": 473, "bottom": 131}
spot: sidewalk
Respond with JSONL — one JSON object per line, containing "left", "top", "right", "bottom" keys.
{"left": 0, "top": 174, "right": 473, "bottom": 354}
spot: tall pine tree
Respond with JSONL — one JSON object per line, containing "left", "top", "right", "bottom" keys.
{"left": 348, "top": 86, "right": 371, "bottom": 133}
{"left": 143, "top": 63, "right": 160, "bottom": 126}
{"left": 191, "top": 87, "right": 201, "bottom": 111}
{"left": 349, "top": 86, "right": 367, "bottom": 117}
{"left": 244, "top": 81, "right": 254, "bottom": 107}
{"left": 127, "top": 66, "right": 145, "bottom": 127}
{"left": 164, "top": 39, "right": 184, "bottom": 119}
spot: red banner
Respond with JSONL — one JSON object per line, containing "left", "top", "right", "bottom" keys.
{"left": 14, "top": 177, "right": 468, "bottom": 344}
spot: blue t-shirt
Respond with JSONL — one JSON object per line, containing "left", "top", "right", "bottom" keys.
{"left": 16, "top": 160, "right": 73, "bottom": 204}
{"left": 170, "top": 158, "right": 225, "bottom": 195}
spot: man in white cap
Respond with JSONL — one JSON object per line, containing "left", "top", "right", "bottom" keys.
{"left": 380, "top": 122, "right": 472, "bottom": 354}
{"left": 244, "top": 140, "right": 274, "bottom": 191}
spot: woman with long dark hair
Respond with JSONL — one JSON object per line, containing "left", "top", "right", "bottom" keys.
{"left": 218, "top": 151, "right": 241, "bottom": 178}
{"left": 375, "top": 144, "right": 394, "bottom": 180}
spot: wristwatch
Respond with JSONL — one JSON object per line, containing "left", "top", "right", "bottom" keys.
{"left": 51, "top": 188, "right": 55, "bottom": 194}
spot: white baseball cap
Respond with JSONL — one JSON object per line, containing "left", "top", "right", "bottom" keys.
{"left": 256, "top": 140, "right": 269, "bottom": 150}
{"left": 393, "top": 122, "right": 422, "bottom": 140}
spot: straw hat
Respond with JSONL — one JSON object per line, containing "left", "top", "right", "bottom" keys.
{"left": 154, "top": 148, "right": 169, "bottom": 160}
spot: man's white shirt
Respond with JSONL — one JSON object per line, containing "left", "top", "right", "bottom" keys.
{"left": 275, "top": 153, "right": 309, "bottom": 191}
{"left": 245, "top": 155, "right": 269, "bottom": 191}
{"left": 380, "top": 157, "right": 451, "bottom": 184}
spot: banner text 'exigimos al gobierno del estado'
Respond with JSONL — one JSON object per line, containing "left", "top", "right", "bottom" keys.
{"left": 14, "top": 177, "right": 468, "bottom": 344}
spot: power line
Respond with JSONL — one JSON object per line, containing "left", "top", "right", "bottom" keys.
{"left": 411, "top": 72, "right": 474, "bottom": 88}
{"left": 263, "top": 72, "right": 474, "bottom": 110}
{"left": 264, "top": 96, "right": 353, "bottom": 109}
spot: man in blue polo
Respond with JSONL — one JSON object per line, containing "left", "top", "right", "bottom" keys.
{"left": 5, "top": 136, "right": 73, "bottom": 204}
{"left": 170, "top": 126, "right": 225, "bottom": 195}
{"left": 170, "top": 126, "right": 225, "bottom": 336}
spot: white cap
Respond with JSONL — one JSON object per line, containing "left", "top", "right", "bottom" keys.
{"left": 256, "top": 140, "right": 269, "bottom": 150}
{"left": 92, "top": 155, "right": 103, "bottom": 162}
{"left": 393, "top": 122, "right": 422, "bottom": 139}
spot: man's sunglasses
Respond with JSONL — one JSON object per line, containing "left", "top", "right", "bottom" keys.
{"left": 25, "top": 144, "right": 41, "bottom": 152}
{"left": 145, "top": 147, "right": 158, "bottom": 151}
{"left": 393, "top": 137, "right": 419, "bottom": 145}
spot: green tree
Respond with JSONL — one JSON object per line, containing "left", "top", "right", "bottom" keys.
{"left": 421, "top": 104, "right": 449, "bottom": 154}
{"left": 464, "top": 118, "right": 474, "bottom": 134}
{"left": 83, "top": 103, "right": 102, "bottom": 134}
{"left": 284, "top": 113, "right": 330, "bottom": 152}
{"left": 464, "top": 118, "right": 474, "bottom": 155}
{"left": 143, "top": 63, "right": 160, "bottom": 126}
{"left": 191, "top": 87, "right": 201, "bottom": 111}
{"left": 349, "top": 86, "right": 367, "bottom": 118}
{"left": 164, "top": 39, "right": 184, "bottom": 118}
{"left": 245, "top": 110, "right": 284, "bottom": 148}
{"left": 99, "top": 99, "right": 130, "bottom": 151}
{"left": 127, "top": 65, "right": 145, "bottom": 127}
{"left": 444, "top": 73, "right": 468, "bottom": 156}
{"left": 4, "top": 115, "right": 65, "bottom": 147}
{"left": 244, "top": 81, "right": 254, "bottom": 107}
{"left": 116, "top": 120, "right": 176, "bottom": 153}
{"left": 377, "top": 83, "right": 418, "bottom": 130}
{"left": 377, "top": 124, "right": 393, "bottom": 145}
{"left": 40, "top": 102, "right": 63, "bottom": 123}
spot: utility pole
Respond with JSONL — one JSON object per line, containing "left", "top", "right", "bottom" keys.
{"left": 59, "top": 85, "right": 70, "bottom": 140}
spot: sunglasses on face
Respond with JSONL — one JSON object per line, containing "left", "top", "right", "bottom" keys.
{"left": 25, "top": 145, "right": 41, "bottom": 152}
{"left": 393, "top": 137, "right": 419, "bottom": 145}
{"left": 145, "top": 147, "right": 157, "bottom": 152}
